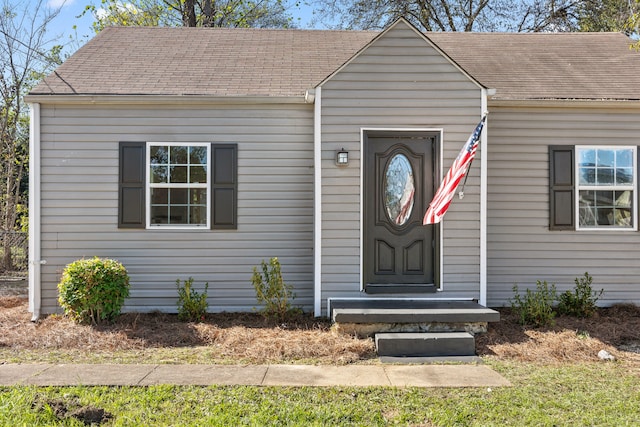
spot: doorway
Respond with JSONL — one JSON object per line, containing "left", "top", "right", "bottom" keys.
{"left": 363, "top": 131, "right": 440, "bottom": 293}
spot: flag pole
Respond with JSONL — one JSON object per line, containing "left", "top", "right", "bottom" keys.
{"left": 457, "top": 159, "right": 473, "bottom": 200}
{"left": 458, "top": 112, "right": 488, "bottom": 199}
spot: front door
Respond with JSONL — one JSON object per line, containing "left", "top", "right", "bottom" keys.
{"left": 364, "top": 131, "right": 439, "bottom": 293}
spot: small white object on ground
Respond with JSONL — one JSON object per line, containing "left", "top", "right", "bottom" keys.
{"left": 597, "top": 349, "right": 615, "bottom": 361}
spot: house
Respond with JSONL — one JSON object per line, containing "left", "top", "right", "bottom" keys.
{"left": 26, "top": 19, "right": 640, "bottom": 321}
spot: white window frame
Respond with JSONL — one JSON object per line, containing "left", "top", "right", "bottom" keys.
{"left": 575, "top": 145, "right": 637, "bottom": 231}
{"left": 146, "top": 142, "right": 211, "bottom": 230}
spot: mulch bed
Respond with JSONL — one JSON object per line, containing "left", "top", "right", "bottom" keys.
{"left": 2, "top": 296, "right": 640, "bottom": 365}
{"left": 477, "top": 304, "right": 640, "bottom": 364}
{"left": 0, "top": 297, "right": 375, "bottom": 364}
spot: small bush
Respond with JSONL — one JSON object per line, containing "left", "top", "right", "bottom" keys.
{"left": 176, "top": 277, "right": 209, "bottom": 322}
{"left": 58, "top": 257, "right": 130, "bottom": 324}
{"left": 558, "top": 272, "right": 603, "bottom": 317}
{"left": 251, "top": 257, "right": 297, "bottom": 321}
{"left": 510, "top": 280, "right": 558, "bottom": 327}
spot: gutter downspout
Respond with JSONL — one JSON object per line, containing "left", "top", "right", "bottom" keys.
{"left": 28, "top": 102, "right": 42, "bottom": 321}
{"left": 479, "top": 89, "right": 493, "bottom": 307}
{"left": 310, "top": 88, "right": 322, "bottom": 317}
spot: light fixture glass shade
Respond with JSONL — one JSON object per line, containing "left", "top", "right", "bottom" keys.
{"left": 336, "top": 149, "right": 349, "bottom": 166}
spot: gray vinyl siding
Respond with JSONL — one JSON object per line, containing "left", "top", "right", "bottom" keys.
{"left": 38, "top": 103, "right": 314, "bottom": 313}
{"left": 487, "top": 105, "right": 640, "bottom": 307}
{"left": 319, "top": 22, "right": 484, "bottom": 309}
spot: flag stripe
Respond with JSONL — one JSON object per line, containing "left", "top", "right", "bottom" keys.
{"left": 423, "top": 116, "right": 486, "bottom": 225}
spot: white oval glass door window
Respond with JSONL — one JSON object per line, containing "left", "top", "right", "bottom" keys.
{"left": 384, "top": 153, "right": 415, "bottom": 226}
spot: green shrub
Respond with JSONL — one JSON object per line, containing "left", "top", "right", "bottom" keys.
{"left": 558, "top": 272, "right": 603, "bottom": 317}
{"left": 251, "top": 257, "right": 297, "bottom": 321}
{"left": 510, "top": 280, "right": 558, "bottom": 327}
{"left": 57, "top": 257, "right": 130, "bottom": 324}
{"left": 176, "top": 277, "right": 209, "bottom": 322}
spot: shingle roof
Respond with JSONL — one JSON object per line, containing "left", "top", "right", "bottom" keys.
{"left": 31, "top": 26, "right": 376, "bottom": 97}
{"left": 427, "top": 32, "right": 640, "bottom": 101}
{"left": 30, "top": 24, "right": 640, "bottom": 101}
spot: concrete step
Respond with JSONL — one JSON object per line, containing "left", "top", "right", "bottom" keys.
{"left": 375, "top": 332, "right": 476, "bottom": 358}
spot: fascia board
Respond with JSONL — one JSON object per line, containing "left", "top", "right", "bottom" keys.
{"left": 488, "top": 98, "right": 640, "bottom": 109}
{"left": 23, "top": 94, "right": 308, "bottom": 106}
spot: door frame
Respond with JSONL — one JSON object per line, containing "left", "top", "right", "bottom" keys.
{"left": 360, "top": 127, "right": 444, "bottom": 293}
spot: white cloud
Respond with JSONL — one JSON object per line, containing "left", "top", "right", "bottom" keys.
{"left": 47, "top": 0, "right": 75, "bottom": 8}
{"left": 96, "top": 2, "right": 141, "bottom": 20}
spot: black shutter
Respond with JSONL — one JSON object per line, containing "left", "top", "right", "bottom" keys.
{"left": 211, "top": 144, "right": 237, "bottom": 229}
{"left": 118, "top": 142, "right": 146, "bottom": 228}
{"left": 549, "top": 145, "right": 574, "bottom": 230}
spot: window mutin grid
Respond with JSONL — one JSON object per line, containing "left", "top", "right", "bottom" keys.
{"left": 146, "top": 142, "right": 210, "bottom": 228}
{"left": 576, "top": 146, "right": 636, "bottom": 230}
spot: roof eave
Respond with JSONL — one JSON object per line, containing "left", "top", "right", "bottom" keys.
{"left": 24, "top": 94, "right": 310, "bottom": 105}
{"left": 488, "top": 98, "right": 640, "bottom": 109}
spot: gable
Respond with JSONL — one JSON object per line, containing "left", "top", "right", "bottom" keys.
{"left": 318, "top": 20, "right": 484, "bottom": 91}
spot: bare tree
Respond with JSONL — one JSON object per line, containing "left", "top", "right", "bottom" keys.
{"left": 312, "top": 0, "right": 640, "bottom": 34}
{"left": 0, "top": 0, "right": 61, "bottom": 271}
{"left": 312, "top": 0, "right": 551, "bottom": 31}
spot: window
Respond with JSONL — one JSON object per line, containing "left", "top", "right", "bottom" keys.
{"left": 549, "top": 145, "right": 637, "bottom": 231}
{"left": 118, "top": 141, "right": 237, "bottom": 230}
{"left": 147, "top": 143, "right": 210, "bottom": 228}
{"left": 576, "top": 147, "right": 635, "bottom": 230}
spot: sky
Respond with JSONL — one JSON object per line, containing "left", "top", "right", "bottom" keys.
{"left": 44, "top": 0, "right": 325, "bottom": 53}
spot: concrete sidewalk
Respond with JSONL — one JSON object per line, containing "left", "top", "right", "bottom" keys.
{"left": 0, "top": 363, "right": 510, "bottom": 388}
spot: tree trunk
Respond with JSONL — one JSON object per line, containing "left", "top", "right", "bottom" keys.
{"left": 202, "top": 0, "right": 214, "bottom": 27}
{"left": 183, "top": 0, "right": 197, "bottom": 26}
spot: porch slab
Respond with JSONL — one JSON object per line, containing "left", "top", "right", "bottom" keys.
{"left": 330, "top": 300, "right": 500, "bottom": 324}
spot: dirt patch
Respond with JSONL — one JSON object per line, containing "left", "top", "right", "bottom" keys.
{"left": 32, "top": 395, "right": 112, "bottom": 425}
{"left": 2, "top": 297, "right": 640, "bottom": 365}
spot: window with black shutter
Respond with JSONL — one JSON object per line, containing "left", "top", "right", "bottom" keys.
{"left": 118, "top": 142, "right": 237, "bottom": 230}
{"left": 550, "top": 145, "right": 638, "bottom": 231}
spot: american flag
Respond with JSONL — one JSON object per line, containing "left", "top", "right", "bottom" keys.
{"left": 423, "top": 116, "right": 486, "bottom": 225}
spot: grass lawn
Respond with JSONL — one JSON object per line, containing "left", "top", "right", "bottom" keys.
{"left": 1, "top": 361, "right": 639, "bottom": 426}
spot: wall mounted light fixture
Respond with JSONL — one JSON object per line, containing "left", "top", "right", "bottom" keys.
{"left": 336, "top": 148, "right": 349, "bottom": 166}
